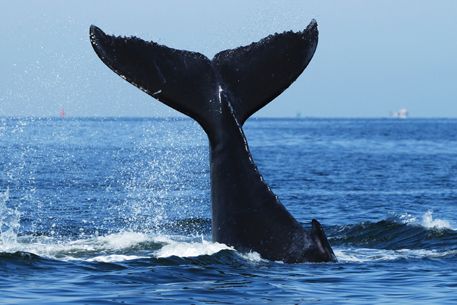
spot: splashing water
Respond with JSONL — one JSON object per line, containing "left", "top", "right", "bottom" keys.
{"left": 398, "top": 211, "right": 453, "bottom": 230}
{"left": 421, "top": 211, "right": 453, "bottom": 230}
{"left": 0, "top": 188, "right": 20, "bottom": 247}
{"left": 119, "top": 119, "right": 209, "bottom": 234}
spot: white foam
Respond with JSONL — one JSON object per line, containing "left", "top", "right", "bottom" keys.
{"left": 96, "top": 231, "right": 149, "bottom": 249}
{"left": 237, "top": 251, "right": 266, "bottom": 263}
{"left": 0, "top": 229, "right": 238, "bottom": 262}
{"left": 335, "top": 247, "right": 457, "bottom": 263}
{"left": 155, "top": 239, "right": 232, "bottom": 258}
{"left": 421, "top": 211, "right": 453, "bottom": 230}
{"left": 87, "top": 254, "right": 147, "bottom": 263}
{"left": 0, "top": 231, "right": 153, "bottom": 260}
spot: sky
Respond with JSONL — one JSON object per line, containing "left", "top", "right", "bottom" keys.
{"left": 0, "top": 0, "right": 456, "bottom": 118}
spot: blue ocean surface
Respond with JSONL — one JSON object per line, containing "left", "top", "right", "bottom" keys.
{"left": 0, "top": 117, "right": 456, "bottom": 304}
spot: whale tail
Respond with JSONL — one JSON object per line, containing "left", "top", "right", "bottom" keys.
{"left": 89, "top": 21, "right": 318, "bottom": 130}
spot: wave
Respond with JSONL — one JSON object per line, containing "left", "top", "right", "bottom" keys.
{"left": 0, "top": 251, "right": 42, "bottom": 262}
{"left": 335, "top": 248, "right": 457, "bottom": 263}
{"left": 329, "top": 211, "right": 457, "bottom": 251}
{"left": 0, "top": 230, "right": 268, "bottom": 268}
{"left": 1, "top": 227, "right": 455, "bottom": 267}
{"left": 1, "top": 187, "right": 456, "bottom": 266}
{"left": 0, "top": 231, "right": 248, "bottom": 262}
{"left": 1, "top": 232, "right": 162, "bottom": 260}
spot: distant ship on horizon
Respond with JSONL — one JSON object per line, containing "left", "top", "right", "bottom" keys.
{"left": 390, "top": 108, "right": 408, "bottom": 119}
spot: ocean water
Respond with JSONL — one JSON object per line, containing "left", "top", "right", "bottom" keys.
{"left": 1, "top": 117, "right": 456, "bottom": 304}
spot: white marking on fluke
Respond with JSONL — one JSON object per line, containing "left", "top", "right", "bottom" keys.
{"left": 217, "top": 85, "right": 223, "bottom": 113}
{"left": 218, "top": 85, "right": 223, "bottom": 102}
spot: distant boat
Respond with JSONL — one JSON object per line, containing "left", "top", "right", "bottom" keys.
{"left": 390, "top": 108, "right": 408, "bottom": 119}
{"left": 60, "top": 107, "right": 65, "bottom": 118}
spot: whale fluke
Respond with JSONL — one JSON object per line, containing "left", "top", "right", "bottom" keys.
{"left": 90, "top": 21, "right": 336, "bottom": 263}
{"left": 90, "top": 21, "right": 318, "bottom": 129}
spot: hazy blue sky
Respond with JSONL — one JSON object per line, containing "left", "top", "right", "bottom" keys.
{"left": 0, "top": 0, "right": 456, "bottom": 117}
